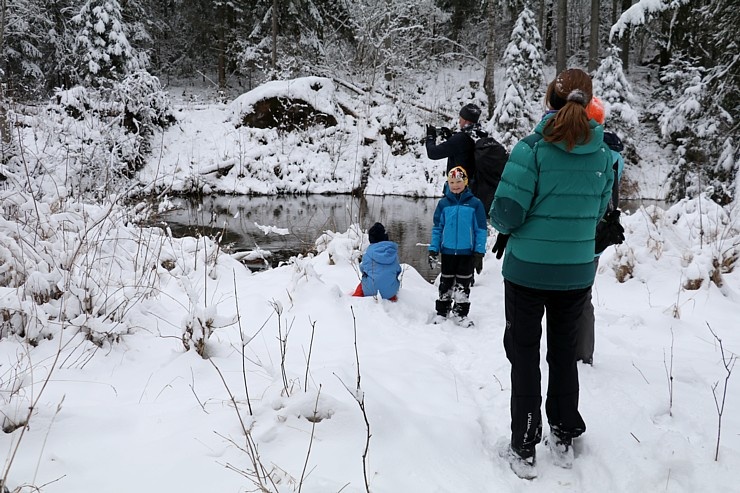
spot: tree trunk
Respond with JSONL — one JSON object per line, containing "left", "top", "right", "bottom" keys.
{"left": 588, "top": 0, "right": 600, "bottom": 72}
{"left": 217, "top": 6, "right": 226, "bottom": 90}
{"left": 544, "top": 0, "right": 553, "bottom": 51}
{"left": 620, "top": 0, "right": 630, "bottom": 72}
{"left": 0, "top": 85, "right": 9, "bottom": 148}
{"left": 271, "top": 0, "right": 278, "bottom": 74}
{"left": 0, "top": 0, "right": 10, "bottom": 148}
{"left": 611, "top": 0, "right": 619, "bottom": 25}
{"left": 538, "top": 0, "right": 545, "bottom": 40}
{"left": 384, "top": 0, "right": 393, "bottom": 81}
{"left": 556, "top": 0, "right": 567, "bottom": 73}
{"left": 483, "top": 0, "right": 497, "bottom": 112}
{"left": 659, "top": 13, "right": 671, "bottom": 66}
{"left": 0, "top": 0, "right": 6, "bottom": 55}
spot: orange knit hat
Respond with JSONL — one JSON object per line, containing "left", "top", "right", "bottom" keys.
{"left": 586, "top": 96, "right": 605, "bottom": 124}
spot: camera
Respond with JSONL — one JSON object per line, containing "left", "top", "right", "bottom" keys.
{"left": 420, "top": 125, "right": 452, "bottom": 145}
{"left": 436, "top": 126, "right": 452, "bottom": 140}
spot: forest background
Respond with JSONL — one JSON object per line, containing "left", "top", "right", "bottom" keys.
{"left": 0, "top": 0, "right": 738, "bottom": 204}
{"left": 0, "top": 1, "right": 739, "bottom": 492}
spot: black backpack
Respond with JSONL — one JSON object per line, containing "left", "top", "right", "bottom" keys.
{"left": 470, "top": 134, "right": 509, "bottom": 216}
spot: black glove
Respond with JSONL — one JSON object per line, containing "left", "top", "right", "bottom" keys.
{"left": 440, "top": 127, "right": 452, "bottom": 140}
{"left": 426, "top": 125, "right": 437, "bottom": 141}
{"left": 428, "top": 251, "right": 439, "bottom": 269}
{"left": 595, "top": 210, "right": 625, "bottom": 254}
{"left": 491, "top": 234, "right": 510, "bottom": 259}
{"left": 473, "top": 252, "right": 484, "bottom": 274}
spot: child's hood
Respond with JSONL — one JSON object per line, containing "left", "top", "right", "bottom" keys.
{"left": 366, "top": 241, "right": 399, "bottom": 264}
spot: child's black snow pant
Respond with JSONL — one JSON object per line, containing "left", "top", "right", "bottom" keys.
{"left": 436, "top": 254, "right": 474, "bottom": 317}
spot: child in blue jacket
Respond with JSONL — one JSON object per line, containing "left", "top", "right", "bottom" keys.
{"left": 428, "top": 166, "right": 488, "bottom": 325}
{"left": 354, "top": 222, "right": 401, "bottom": 300}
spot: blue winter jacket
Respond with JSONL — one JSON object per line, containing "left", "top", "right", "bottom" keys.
{"left": 429, "top": 185, "right": 487, "bottom": 256}
{"left": 360, "top": 241, "right": 401, "bottom": 299}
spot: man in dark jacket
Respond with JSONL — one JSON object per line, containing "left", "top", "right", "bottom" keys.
{"left": 425, "top": 103, "right": 482, "bottom": 180}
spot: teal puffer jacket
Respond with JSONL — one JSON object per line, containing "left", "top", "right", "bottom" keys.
{"left": 489, "top": 114, "right": 614, "bottom": 290}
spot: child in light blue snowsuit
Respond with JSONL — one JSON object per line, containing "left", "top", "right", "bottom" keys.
{"left": 355, "top": 222, "right": 401, "bottom": 300}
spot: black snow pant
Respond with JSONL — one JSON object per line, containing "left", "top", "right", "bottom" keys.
{"left": 436, "top": 254, "right": 474, "bottom": 317}
{"left": 503, "top": 280, "right": 590, "bottom": 456}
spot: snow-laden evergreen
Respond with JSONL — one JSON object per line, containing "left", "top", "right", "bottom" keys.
{"left": 490, "top": 7, "right": 545, "bottom": 149}
{"left": 654, "top": 56, "right": 736, "bottom": 204}
{"left": 72, "top": 0, "right": 145, "bottom": 85}
{"left": 591, "top": 44, "right": 638, "bottom": 140}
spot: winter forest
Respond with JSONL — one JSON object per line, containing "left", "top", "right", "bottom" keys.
{"left": 1, "top": 0, "right": 740, "bottom": 492}
{"left": 1, "top": 0, "right": 738, "bottom": 201}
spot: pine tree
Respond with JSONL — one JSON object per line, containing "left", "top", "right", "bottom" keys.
{"left": 658, "top": 56, "right": 735, "bottom": 204}
{"left": 1, "top": 0, "right": 58, "bottom": 97}
{"left": 72, "top": 0, "right": 145, "bottom": 86}
{"left": 592, "top": 44, "right": 638, "bottom": 140}
{"left": 610, "top": 0, "right": 738, "bottom": 204}
{"left": 491, "top": 7, "right": 544, "bottom": 149}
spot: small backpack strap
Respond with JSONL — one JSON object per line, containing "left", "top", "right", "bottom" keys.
{"left": 610, "top": 161, "right": 620, "bottom": 210}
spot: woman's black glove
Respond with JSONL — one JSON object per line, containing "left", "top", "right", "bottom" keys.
{"left": 595, "top": 210, "right": 625, "bottom": 254}
{"left": 426, "top": 125, "right": 437, "bottom": 141}
{"left": 491, "top": 234, "right": 510, "bottom": 259}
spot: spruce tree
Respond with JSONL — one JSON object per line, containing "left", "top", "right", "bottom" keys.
{"left": 658, "top": 57, "right": 735, "bottom": 204}
{"left": 491, "top": 7, "right": 545, "bottom": 149}
{"left": 72, "top": 0, "right": 145, "bottom": 86}
{"left": 592, "top": 44, "right": 638, "bottom": 140}
{"left": 610, "top": 0, "right": 738, "bottom": 204}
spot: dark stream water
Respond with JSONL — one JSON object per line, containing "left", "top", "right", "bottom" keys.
{"left": 154, "top": 195, "right": 666, "bottom": 284}
{"left": 154, "top": 194, "right": 441, "bottom": 282}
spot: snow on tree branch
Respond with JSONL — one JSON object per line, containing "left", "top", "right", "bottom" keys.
{"left": 610, "top": 0, "right": 691, "bottom": 40}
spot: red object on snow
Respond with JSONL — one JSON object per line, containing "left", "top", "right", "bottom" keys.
{"left": 351, "top": 283, "right": 397, "bottom": 301}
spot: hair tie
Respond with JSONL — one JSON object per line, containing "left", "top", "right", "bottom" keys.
{"left": 566, "top": 89, "right": 589, "bottom": 106}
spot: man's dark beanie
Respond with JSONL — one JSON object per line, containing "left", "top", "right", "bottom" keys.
{"left": 459, "top": 103, "right": 481, "bottom": 123}
{"left": 368, "top": 222, "right": 389, "bottom": 243}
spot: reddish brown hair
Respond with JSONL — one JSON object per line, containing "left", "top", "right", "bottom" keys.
{"left": 543, "top": 68, "right": 593, "bottom": 151}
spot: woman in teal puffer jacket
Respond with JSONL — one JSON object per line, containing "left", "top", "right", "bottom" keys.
{"left": 489, "top": 68, "right": 614, "bottom": 480}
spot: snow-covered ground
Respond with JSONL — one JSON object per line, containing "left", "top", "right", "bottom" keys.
{"left": 1, "top": 196, "right": 739, "bottom": 492}
{"left": 2, "top": 68, "right": 738, "bottom": 492}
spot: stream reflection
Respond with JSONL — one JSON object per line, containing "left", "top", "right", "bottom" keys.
{"left": 154, "top": 195, "right": 667, "bottom": 285}
{"left": 156, "top": 194, "right": 440, "bottom": 283}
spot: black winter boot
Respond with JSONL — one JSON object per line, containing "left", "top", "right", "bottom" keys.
{"left": 435, "top": 299, "right": 452, "bottom": 317}
{"left": 453, "top": 302, "right": 470, "bottom": 317}
{"left": 451, "top": 302, "right": 473, "bottom": 327}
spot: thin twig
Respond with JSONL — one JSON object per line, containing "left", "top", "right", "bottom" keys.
{"left": 707, "top": 322, "right": 736, "bottom": 461}
{"left": 299, "top": 385, "right": 322, "bottom": 492}
{"left": 632, "top": 361, "right": 650, "bottom": 384}
{"left": 663, "top": 327, "right": 674, "bottom": 416}
{"left": 304, "top": 318, "right": 317, "bottom": 393}
{"left": 234, "top": 270, "right": 253, "bottom": 415}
